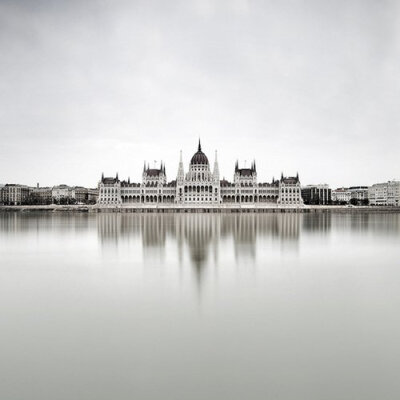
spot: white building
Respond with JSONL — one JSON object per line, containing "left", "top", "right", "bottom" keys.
{"left": 176, "top": 143, "right": 220, "bottom": 205}
{"left": 387, "top": 181, "right": 400, "bottom": 206}
{"left": 277, "top": 174, "right": 303, "bottom": 206}
{"left": 369, "top": 181, "right": 400, "bottom": 206}
{"left": 98, "top": 176, "right": 121, "bottom": 206}
{"left": 332, "top": 187, "right": 352, "bottom": 204}
{"left": 97, "top": 141, "right": 302, "bottom": 207}
{"left": 52, "top": 185, "right": 75, "bottom": 202}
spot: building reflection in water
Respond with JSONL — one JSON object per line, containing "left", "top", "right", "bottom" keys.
{"left": 302, "top": 212, "right": 332, "bottom": 234}
{"left": 1, "top": 211, "right": 399, "bottom": 291}
{"left": 96, "top": 213, "right": 313, "bottom": 288}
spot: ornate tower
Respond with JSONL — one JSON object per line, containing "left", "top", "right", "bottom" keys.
{"left": 213, "top": 150, "right": 220, "bottom": 183}
{"left": 212, "top": 150, "right": 220, "bottom": 204}
{"left": 176, "top": 150, "right": 185, "bottom": 203}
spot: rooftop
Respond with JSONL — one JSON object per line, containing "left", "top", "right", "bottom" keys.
{"left": 190, "top": 140, "right": 209, "bottom": 165}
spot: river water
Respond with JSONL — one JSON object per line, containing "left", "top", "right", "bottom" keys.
{"left": 0, "top": 212, "right": 399, "bottom": 400}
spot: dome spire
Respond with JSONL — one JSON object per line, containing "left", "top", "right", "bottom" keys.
{"left": 190, "top": 140, "right": 209, "bottom": 165}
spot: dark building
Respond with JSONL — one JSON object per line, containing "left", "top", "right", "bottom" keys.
{"left": 301, "top": 184, "right": 331, "bottom": 205}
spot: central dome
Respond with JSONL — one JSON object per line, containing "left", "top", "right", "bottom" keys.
{"left": 190, "top": 140, "right": 209, "bottom": 165}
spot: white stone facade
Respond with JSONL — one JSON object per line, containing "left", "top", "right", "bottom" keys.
{"left": 277, "top": 174, "right": 303, "bottom": 206}
{"left": 98, "top": 176, "right": 122, "bottom": 206}
{"left": 97, "top": 141, "right": 302, "bottom": 207}
{"left": 332, "top": 188, "right": 352, "bottom": 203}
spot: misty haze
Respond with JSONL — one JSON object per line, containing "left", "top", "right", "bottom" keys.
{"left": 1, "top": 1, "right": 400, "bottom": 400}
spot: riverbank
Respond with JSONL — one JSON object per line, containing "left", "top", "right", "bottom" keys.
{"left": 1, "top": 205, "right": 400, "bottom": 213}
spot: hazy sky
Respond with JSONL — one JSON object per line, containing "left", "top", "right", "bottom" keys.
{"left": 0, "top": 0, "right": 399, "bottom": 188}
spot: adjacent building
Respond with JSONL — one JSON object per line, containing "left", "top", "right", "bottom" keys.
{"left": 1, "top": 184, "right": 31, "bottom": 205}
{"left": 52, "top": 185, "right": 75, "bottom": 203}
{"left": 332, "top": 187, "right": 352, "bottom": 204}
{"left": 87, "top": 188, "right": 99, "bottom": 204}
{"left": 31, "top": 184, "right": 52, "bottom": 205}
{"left": 98, "top": 141, "right": 300, "bottom": 207}
{"left": 348, "top": 186, "right": 369, "bottom": 205}
{"left": 332, "top": 186, "right": 370, "bottom": 205}
{"left": 369, "top": 181, "right": 400, "bottom": 206}
{"left": 51, "top": 185, "right": 98, "bottom": 204}
{"left": 301, "top": 184, "right": 331, "bottom": 205}
{"left": 278, "top": 174, "right": 303, "bottom": 206}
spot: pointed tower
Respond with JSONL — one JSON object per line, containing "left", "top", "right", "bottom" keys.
{"left": 176, "top": 150, "right": 185, "bottom": 204}
{"left": 177, "top": 150, "right": 184, "bottom": 184}
{"left": 142, "top": 161, "right": 147, "bottom": 186}
{"left": 212, "top": 149, "right": 220, "bottom": 204}
{"left": 213, "top": 150, "right": 220, "bottom": 183}
{"left": 250, "top": 159, "right": 257, "bottom": 186}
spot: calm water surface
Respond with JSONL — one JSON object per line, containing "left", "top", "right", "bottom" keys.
{"left": 0, "top": 212, "right": 399, "bottom": 400}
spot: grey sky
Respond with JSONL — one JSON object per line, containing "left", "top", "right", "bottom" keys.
{"left": 0, "top": 0, "right": 399, "bottom": 188}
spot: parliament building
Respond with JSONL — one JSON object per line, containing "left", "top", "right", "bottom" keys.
{"left": 97, "top": 141, "right": 303, "bottom": 207}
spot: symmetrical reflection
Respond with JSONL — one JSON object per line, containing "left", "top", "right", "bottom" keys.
{"left": 94, "top": 212, "right": 400, "bottom": 291}
{"left": 96, "top": 213, "right": 308, "bottom": 288}
{"left": 97, "top": 213, "right": 305, "bottom": 256}
{"left": 2, "top": 212, "right": 400, "bottom": 242}
{"left": 1, "top": 212, "right": 400, "bottom": 284}
{"left": 2, "top": 213, "right": 400, "bottom": 400}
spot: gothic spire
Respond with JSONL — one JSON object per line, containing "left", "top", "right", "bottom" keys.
{"left": 177, "top": 150, "right": 184, "bottom": 183}
{"left": 213, "top": 150, "right": 219, "bottom": 182}
{"left": 198, "top": 139, "right": 202, "bottom": 152}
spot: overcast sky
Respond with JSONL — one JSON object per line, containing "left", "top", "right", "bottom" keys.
{"left": 0, "top": 0, "right": 399, "bottom": 188}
